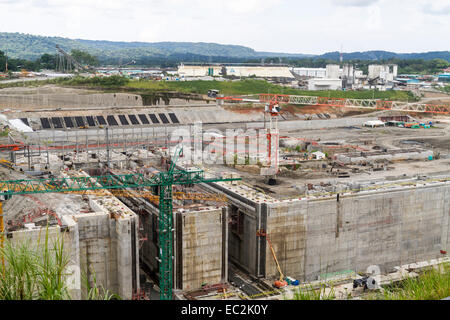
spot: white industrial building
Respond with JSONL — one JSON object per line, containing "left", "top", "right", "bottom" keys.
{"left": 307, "top": 64, "right": 342, "bottom": 90}
{"left": 368, "top": 65, "right": 398, "bottom": 82}
{"left": 291, "top": 67, "right": 326, "bottom": 78}
{"left": 308, "top": 78, "right": 342, "bottom": 91}
{"left": 177, "top": 65, "right": 294, "bottom": 79}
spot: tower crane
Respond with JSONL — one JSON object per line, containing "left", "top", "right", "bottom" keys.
{"left": 0, "top": 146, "right": 240, "bottom": 300}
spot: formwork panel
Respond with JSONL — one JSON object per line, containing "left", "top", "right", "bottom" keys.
{"left": 148, "top": 114, "right": 159, "bottom": 124}
{"left": 40, "top": 117, "right": 51, "bottom": 129}
{"left": 64, "top": 117, "right": 75, "bottom": 128}
{"left": 96, "top": 116, "right": 107, "bottom": 125}
{"left": 106, "top": 115, "right": 118, "bottom": 126}
{"left": 158, "top": 113, "right": 170, "bottom": 124}
{"left": 75, "top": 116, "right": 85, "bottom": 127}
{"left": 138, "top": 114, "right": 149, "bottom": 124}
{"left": 168, "top": 113, "right": 180, "bottom": 123}
{"left": 86, "top": 116, "right": 96, "bottom": 127}
{"left": 128, "top": 114, "right": 139, "bottom": 125}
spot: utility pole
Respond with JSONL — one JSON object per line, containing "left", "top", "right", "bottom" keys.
{"left": 86, "top": 131, "right": 89, "bottom": 163}
{"left": 106, "top": 127, "right": 111, "bottom": 168}
{"left": 27, "top": 146, "right": 31, "bottom": 171}
{"left": 0, "top": 200, "right": 5, "bottom": 272}
{"left": 5, "top": 50, "right": 8, "bottom": 73}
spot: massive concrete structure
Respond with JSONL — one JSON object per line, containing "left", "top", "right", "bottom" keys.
{"left": 130, "top": 194, "right": 228, "bottom": 291}
{"left": 7, "top": 173, "right": 140, "bottom": 300}
{"left": 0, "top": 93, "right": 143, "bottom": 108}
{"left": 207, "top": 177, "right": 450, "bottom": 282}
{"left": 6, "top": 179, "right": 140, "bottom": 299}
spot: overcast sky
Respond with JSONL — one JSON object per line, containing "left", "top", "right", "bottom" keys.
{"left": 0, "top": 0, "right": 449, "bottom": 54}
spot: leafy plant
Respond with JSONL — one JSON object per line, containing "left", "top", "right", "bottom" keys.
{"left": 83, "top": 267, "right": 120, "bottom": 300}
{"left": 369, "top": 263, "right": 450, "bottom": 300}
{"left": 0, "top": 225, "right": 121, "bottom": 300}
{"left": 292, "top": 284, "right": 336, "bottom": 300}
{"left": 0, "top": 226, "right": 70, "bottom": 300}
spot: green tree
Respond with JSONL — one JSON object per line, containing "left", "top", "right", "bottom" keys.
{"left": 38, "top": 53, "right": 57, "bottom": 70}
{"left": 70, "top": 49, "right": 99, "bottom": 66}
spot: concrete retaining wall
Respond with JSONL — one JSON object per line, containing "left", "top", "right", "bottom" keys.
{"left": 336, "top": 150, "right": 434, "bottom": 164}
{"left": 222, "top": 181, "right": 450, "bottom": 282}
{"left": 175, "top": 208, "right": 227, "bottom": 290}
{"left": 6, "top": 197, "right": 139, "bottom": 300}
{"left": 264, "top": 183, "right": 450, "bottom": 281}
{"left": 140, "top": 203, "right": 228, "bottom": 291}
{"left": 0, "top": 93, "right": 143, "bottom": 108}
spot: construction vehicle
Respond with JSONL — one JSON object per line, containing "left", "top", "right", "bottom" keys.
{"left": 0, "top": 146, "right": 240, "bottom": 300}
{"left": 256, "top": 229, "right": 288, "bottom": 288}
{"left": 207, "top": 89, "right": 220, "bottom": 98}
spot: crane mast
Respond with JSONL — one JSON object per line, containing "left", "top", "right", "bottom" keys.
{"left": 0, "top": 147, "right": 240, "bottom": 300}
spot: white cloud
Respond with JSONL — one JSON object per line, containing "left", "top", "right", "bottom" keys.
{"left": 423, "top": 0, "right": 450, "bottom": 15}
{"left": 365, "top": 5, "right": 382, "bottom": 30}
{"left": 332, "top": 0, "right": 379, "bottom": 7}
{"left": 0, "top": 0, "right": 448, "bottom": 54}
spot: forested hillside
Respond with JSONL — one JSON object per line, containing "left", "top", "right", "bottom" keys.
{"left": 1, "top": 32, "right": 448, "bottom": 64}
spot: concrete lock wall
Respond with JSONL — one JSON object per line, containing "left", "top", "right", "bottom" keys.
{"left": 224, "top": 181, "right": 450, "bottom": 282}
{"left": 86, "top": 197, "right": 139, "bottom": 299}
{"left": 175, "top": 208, "right": 227, "bottom": 290}
{"left": 228, "top": 206, "right": 258, "bottom": 275}
{"left": 261, "top": 183, "right": 450, "bottom": 281}
{"left": 0, "top": 93, "right": 143, "bottom": 108}
{"left": 140, "top": 204, "right": 228, "bottom": 291}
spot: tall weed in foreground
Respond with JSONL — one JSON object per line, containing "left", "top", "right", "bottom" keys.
{"left": 83, "top": 266, "right": 120, "bottom": 300}
{"left": 0, "top": 225, "right": 120, "bottom": 300}
{"left": 292, "top": 284, "right": 336, "bottom": 300}
{"left": 0, "top": 227, "right": 70, "bottom": 300}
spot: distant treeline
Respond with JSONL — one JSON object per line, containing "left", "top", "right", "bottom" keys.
{"left": 1, "top": 49, "right": 449, "bottom": 75}
{"left": 0, "top": 50, "right": 98, "bottom": 72}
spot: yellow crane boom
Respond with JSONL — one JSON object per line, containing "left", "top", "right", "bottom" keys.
{"left": 257, "top": 229, "right": 287, "bottom": 288}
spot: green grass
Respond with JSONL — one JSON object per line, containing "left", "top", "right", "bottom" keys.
{"left": 290, "top": 263, "right": 449, "bottom": 300}
{"left": 369, "top": 263, "right": 450, "bottom": 300}
{"left": 291, "top": 284, "right": 336, "bottom": 300}
{"left": 439, "top": 85, "right": 450, "bottom": 94}
{"left": 0, "top": 76, "right": 417, "bottom": 101}
{"left": 126, "top": 79, "right": 416, "bottom": 101}
{"left": 0, "top": 129, "right": 9, "bottom": 137}
{"left": 0, "top": 227, "right": 70, "bottom": 300}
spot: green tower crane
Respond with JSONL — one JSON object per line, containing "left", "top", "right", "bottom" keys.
{"left": 0, "top": 147, "right": 240, "bottom": 300}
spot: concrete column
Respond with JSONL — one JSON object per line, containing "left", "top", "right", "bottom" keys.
{"left": 441, "top": 185, "right": 449, "bottom": 252}
{"left": 62, "top": 215, "right": 82, "bottom": 300}
{"left": 116, "top": 216, "right": 139, "bottom": 299}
